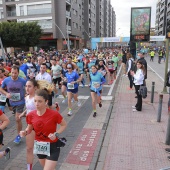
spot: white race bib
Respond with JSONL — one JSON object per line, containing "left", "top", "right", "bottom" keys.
{"left": 0, "top": 94, "right": 7, "bottom": 102}
{"left": 33, "top": 140, "right": 50, "bottom": 156}
{"left": 92, "top": 82, "right": 100, "bottom": 89}
{"left": 10, "top": 93, "right": 21, "bottom": 101}
{"left": 67, "top": 83, "right": 74, "bottom": 89}
{"left": 108, "top": 65, "right": 113, "bottom": 69}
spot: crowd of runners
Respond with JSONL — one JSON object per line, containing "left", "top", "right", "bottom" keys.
{"left": 0, "top": 47, "right": 125, "bottom": 170}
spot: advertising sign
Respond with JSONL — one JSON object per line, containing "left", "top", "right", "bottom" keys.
{"left": 130, "top": 7, "right": 151, "bottom": 42}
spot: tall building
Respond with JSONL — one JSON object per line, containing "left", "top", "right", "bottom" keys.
{"left": 155, "top": 0, "right": 168, "bottom": 35}
{"left": 0, "top": 0, "right": 116, "bottom": 50}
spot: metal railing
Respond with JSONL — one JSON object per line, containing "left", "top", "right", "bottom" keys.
{"left": 7, "top": 11, "right": 16, "bottom": 17}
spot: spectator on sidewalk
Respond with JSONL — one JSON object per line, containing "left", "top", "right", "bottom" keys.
{"left": 126, "top": 53, "right": 134, "bottom": 90}
{"left": 137, "top": 51, "right": 147, "bottom": 85}
{"left": 130, "top": 60, "right": 145, "bottom": 112}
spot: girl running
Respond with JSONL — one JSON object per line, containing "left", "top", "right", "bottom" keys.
{"left": 65, "top": 63, "right": 81, "bottom": 116}
{"left": 89, "top": 65, "right": 106, "bottom": 117}
{"left": 20, "top": 89, "right": 67, "bottom": 170}
{"left": 19, "top": 79, "right": 38, "bottom": 170}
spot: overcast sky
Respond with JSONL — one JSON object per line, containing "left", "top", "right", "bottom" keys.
{"left": 110, "top": 0, "right": 157, "bottom": 37}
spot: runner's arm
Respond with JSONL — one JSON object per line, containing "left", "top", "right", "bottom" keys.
{"left": 0, "top": 114, "right": 10, "bottom": 130}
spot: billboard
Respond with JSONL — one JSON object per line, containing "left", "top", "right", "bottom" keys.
{"left": 130, "top": 7, "right": 151, "bottom": 42}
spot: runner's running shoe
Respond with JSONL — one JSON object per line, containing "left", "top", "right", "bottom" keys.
{"left": 67, "top": 110, "right": 72, "bottom": 116}
{"left": 13, "top": 135, "right": 21, "bottom": 144}
{"left": 4, "top": 147, "right": 11, "bottom": 160}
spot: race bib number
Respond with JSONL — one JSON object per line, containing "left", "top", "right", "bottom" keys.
{"left": 10, "top": 93, "right": 21, "bottom": 101}
{"left": 67, "top": 83, "right": 74, "bottom": 89}
{"left": 0, "top": 94, "right": 7, "bottom": 102}
{"left": 92, "top": 82, "right": 100, "bottom": 89}
{"left": 33, "top": 141, "right": 50, "bottom": 156}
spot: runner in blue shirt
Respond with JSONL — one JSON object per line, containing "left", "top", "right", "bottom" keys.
{"left": 0, "top": 66, "right": 26, "bottom": 144}
{"left": 65, "top": 63, "right": 81, "bottom": 116}
{"left": 90, "top": 65, "right": 106, "bottom": 117}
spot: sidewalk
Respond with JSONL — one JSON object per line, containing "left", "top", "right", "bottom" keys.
{"left": 96, "top": 66, "right": 170, "bottom": 170}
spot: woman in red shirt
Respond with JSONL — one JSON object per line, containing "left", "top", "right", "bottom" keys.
{"left": 20, "top": 89, "right": 67, "bottom": 170}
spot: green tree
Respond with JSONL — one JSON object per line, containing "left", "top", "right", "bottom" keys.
{"left": 0, "top": 22, "right": 42, "bottom": 48}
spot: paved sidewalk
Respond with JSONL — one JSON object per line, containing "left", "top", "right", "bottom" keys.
{"left": 96, "top": 66, "right": 170, "bottom": 170}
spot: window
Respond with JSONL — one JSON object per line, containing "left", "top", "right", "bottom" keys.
{"left": 79, "top": 15, "right": 81, "bottom": 20}
{"left": 20, "top": 6, "right": 24, "bottom": 16}
{"left": 73, "top": 22, "right": 78, "bottom": 29}
{"left": 79, "top": 26, "right": 81, "bottom": 31}
{"left": 73, "top": 9, "right": 77, "bottom": 16}
{"left": 79, "top": 4, "right": 81, "bottom": 9}
{"left": 27, "top": 3, "right": 52, "bottom": 15}
{"left": 28, "top": 19, "right": 52, "bottom": 29}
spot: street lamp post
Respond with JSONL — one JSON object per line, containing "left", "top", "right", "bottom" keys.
{"left": 48, "top": 19, "right": 69, "bottom": 51}
{"left": 160, "top": 2, "right": 169, "bottom": 93}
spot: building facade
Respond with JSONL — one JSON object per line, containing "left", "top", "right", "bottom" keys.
{"left": 155, "top": 0, "right": 169, "bottom": 36}
{"left": 0, "top": 0, "right": 116, "bottom": 50}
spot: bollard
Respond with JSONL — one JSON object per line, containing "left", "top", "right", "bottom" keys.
{"left": 165, "top": 88, "right": 170, "bottom": 145}
{"left": 157, "top": 94, "right": 163, "bottom": 122}
{"left": 165, "top": 114, "right": 170, "bottom": 145}
{"left": 151, "top": 82, "right": 155, "bottom": 103}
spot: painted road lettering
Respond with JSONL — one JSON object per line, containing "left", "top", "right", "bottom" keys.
{"left": 66, "top": 128, "right": 101, "bottom": 166}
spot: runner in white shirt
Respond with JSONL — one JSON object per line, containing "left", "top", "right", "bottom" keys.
{"left": 51, "top": 59, "right": 62, "bottom": 96}
{"left": 35, "top": 63, "right": 54, "bottom": 109}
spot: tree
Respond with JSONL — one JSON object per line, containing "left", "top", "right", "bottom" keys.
{"left": 0, "top": 22, "right": 42, "bottom": 48}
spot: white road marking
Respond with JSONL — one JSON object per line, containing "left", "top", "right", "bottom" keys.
{"left": 147, "top": 64, "right": 164, "bottom": 82}
{"left": 101, "top": 96, "right": 113, "bottom": 100}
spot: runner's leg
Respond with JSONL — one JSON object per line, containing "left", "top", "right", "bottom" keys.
{"left": 26, "top": 130, "right": 35, "bottom": 170}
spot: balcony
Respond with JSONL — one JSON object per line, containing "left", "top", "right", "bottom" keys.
{"left": 27, "top": 8, "right": 51, "bottom": 15}
{"left": 6, "top": 0, "right": 15, "bottom": 2}
{"left": 67, "top": 25, "right": 71, "bottom": 31}
{"left": 66, "top": 11, "right": 71, "bottom": 18}
{"left": 7, "top": 10, "right": 16, "bottom": 17}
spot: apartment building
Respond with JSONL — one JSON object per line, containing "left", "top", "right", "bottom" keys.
{"left": 0, "top": 0, "right": 116, "bottom": 50}
{"left": 155, "top": 0, "right": 168, "bottom": 36}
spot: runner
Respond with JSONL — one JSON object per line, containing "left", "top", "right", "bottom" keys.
{"left": 60, "top": 63, "right": 68, "bottom": 103}
{"left": 20, "top": 89, "right": 67, "bottom": 170}
{"left": 107, "top": 56, "right": 115, "bottom": 84}
{"left": 89, "top": 65, "right": 106, "bottom": 117}
{"left": 35, "top": 63, "right": 54, "bottom": 109}
{"left": 19, "top": 79, "right": 38, "bottom": 170}
{"left": 0, "top": 66, "right": 26, "bottom": 144}
{"left": 0, "top": 69, "right": 7, "bottom": 113}
{"left": 76, "top": 57, "right": 85, "bottom": 88}
{"left": 0, "top": 109, "right": 10, "bottom": 159}
{"left": 51, "top": 58, "right": 62, "bottom": 94}
{"left": 65, "top": 63, "right": 81, "bottom": 116}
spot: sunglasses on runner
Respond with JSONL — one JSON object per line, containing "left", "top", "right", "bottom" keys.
{"left": 67, "top": 67, "right": 72, "bottom": 69}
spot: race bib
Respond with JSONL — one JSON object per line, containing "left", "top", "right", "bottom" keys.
{"left": 10, "top": 93, "right": 21, "bottom": 101}
{"left": 108, "top": 65, "right": 114, "bottom": 70}
{"left": 67, "top": 83, "right": 74, "bottom": 89}
{"left": 0, "top": 94, "right": 7, "bottom": 102}
{"left": 33, "top": 141, "right": 50, "bottom": 156}
{"left": 92, "top": 82, "right": 100, "bottom": 89}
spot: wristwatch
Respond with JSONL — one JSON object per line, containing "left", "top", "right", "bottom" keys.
{"left": 55, "top": 132, "right": 59, "bottom": 137}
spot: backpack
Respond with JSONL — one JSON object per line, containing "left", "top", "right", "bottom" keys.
{"left": 139, "top": 85, "right": 147, "bottom": 99}
{"left": 166, "top": 71, "right": 170, "bottom": 87}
